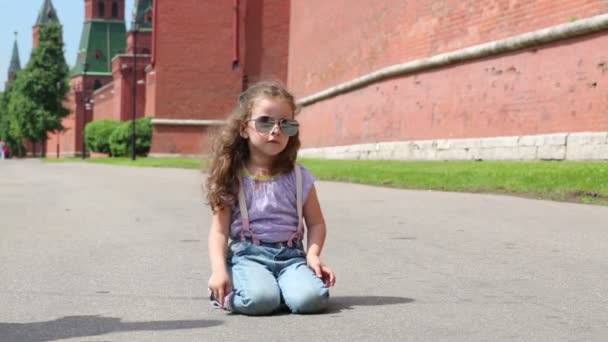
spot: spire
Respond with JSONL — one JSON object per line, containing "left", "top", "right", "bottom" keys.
{"left": 133, "top": 0, "right": 153, "bottom": 30}
{"left": 35, "top": 0, "right": 60, "bottom": 26}
{"left": 8, "top": 32, "right": 21, "bottom": 76}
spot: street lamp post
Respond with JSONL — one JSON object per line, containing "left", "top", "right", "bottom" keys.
{"left": 56, "top": 81, "right": 61, "bottom": 159}
{"left": 82, "top": 62, "right": 89, "bottom": 160}
{"left": 131, "top": 21, "right": 139, "bottom": 161}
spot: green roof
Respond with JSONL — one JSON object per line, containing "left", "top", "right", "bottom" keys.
{"left": 35, "top": 0, "right": 60, "bottom": 26}
{"left": 8, "top": 33, "right": 21, "bottom": 75}
{"left": 72, "top": 21, "right": 126, "bottom": 76}
{"left": 133, "top": 0, "right": 153, "bottom": 30}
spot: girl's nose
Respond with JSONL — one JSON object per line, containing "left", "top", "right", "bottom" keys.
{"left": 270, "top": 122, "right": 282, "bottom": 135}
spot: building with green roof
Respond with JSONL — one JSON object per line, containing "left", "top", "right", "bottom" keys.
{"left": 133, "top": 0, "right": 153, "bottom": 32}
{"left": 72, "top": 0, "right": 127, "bottom": 78}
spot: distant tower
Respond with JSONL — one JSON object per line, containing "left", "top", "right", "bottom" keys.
{"left": 73, "top": 0, "right": 127, "bottom": 83}
{"left": 5, "top": 32, "right": 22, "bottom": 89}
{"left": 134, "top": 0, "right": 153, "bottom": 31}
{"left": 70, "top": 0, "right": 127, "bottom": 157}
{"left": 33, "top": 0, "right": 61, "bottom": 48}
{"left": 128, "top": 0, "right": 153, "bottom": 54}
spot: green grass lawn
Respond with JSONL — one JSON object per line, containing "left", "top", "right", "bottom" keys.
{"left": 45, "top": 157, "right": 608, "bottom": 205}
{"left": 45, "top": 156, "right": 206, "bottom": 170}
{"left": 300, "top": 159, "right": 608, "bottom": 205}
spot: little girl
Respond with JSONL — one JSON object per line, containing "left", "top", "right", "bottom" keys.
{"left": 205, "top": 81, "right": 336, "bottom": 315}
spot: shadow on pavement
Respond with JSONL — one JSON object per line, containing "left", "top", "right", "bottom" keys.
{"left": 0, "top": 315, "right": 222, "bottom": 342}
{"left": 327, "top": 295, "right": 415, "bottom": 313}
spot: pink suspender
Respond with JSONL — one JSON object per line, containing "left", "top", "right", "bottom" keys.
{"left": 238, "top": 164, "right": 303, "bottom": 247}
{"left": 237, "top": 177, "right": 258, "bottom": 244}
{"left": 288, "top": 164, "right": 304, "bottom": 247}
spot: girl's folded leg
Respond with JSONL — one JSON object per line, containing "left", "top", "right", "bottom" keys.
{"left": 278, "top": 260, "right": 329, "bottom": 314}
{"left": 230, "top": 257, "right": 281, "bottom": 316}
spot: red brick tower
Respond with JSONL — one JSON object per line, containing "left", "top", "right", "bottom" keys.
{"left": 106, "top": 0, "right": 152, "bottom": 122}
{"left": 71, "top": 0, "right": 127, "bottom": 156}
{"left": 146, "top": 0, "right": 290, "bottom": 155}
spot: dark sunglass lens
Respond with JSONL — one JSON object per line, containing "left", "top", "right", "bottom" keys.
{"left": 280, "top": 120, "right": 299, "bottom": 136}
{"left": 254, "top": 116, "right": 275, "bottom": 132}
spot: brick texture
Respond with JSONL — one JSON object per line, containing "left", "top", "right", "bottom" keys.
{"left": 150, "top": 125, "right": 218, "bottom": 155}
{"left": 289, "top": 0, "right": 608, "bottom": 97}
{"left": 149, "top": 0, "right": 243, "bottom": 120}
{"left": 244, "top": 0, "right": 290, "bottom": 86}
{"left": 148, "top": 0, "right": 290, "bottom": 155}
{"left": 289, "top": 0, "right": 608, "bottom": 148}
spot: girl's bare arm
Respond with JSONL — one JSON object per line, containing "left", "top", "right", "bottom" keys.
{"left": 304, "top": 186, "right": 326, "bottom": 257}
{"left": 208, "top": 206, "right": 232, "bottom": 306}
{"left": 304, "top": 185, "right": 336, "bottom": 287}
{"left": 208, "top": 206, "right": 231, "bottom": 272}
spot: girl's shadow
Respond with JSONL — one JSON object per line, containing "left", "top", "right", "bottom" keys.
{"left": 271, "top": 295, "right": 414, "bottom": 315}
{"left": 0, "top": 315, "right": 221, "bottom": 342}
{"left": 326, "top": 295, "right": 415, "bottom": 313}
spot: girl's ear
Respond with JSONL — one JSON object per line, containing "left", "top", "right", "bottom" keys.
{"left": 239, "top": 125, "right": 249, "bottom": 139}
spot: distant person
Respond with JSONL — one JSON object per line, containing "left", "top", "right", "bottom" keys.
{"left": 205, "top": 81, "right": 336, "bottom": 315}
{"left": 0, "top": 140, "right": 5, "bottom": 160}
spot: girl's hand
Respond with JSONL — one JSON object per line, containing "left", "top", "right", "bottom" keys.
{"left": 306, "top": 255, "right": 336, "bottom": 287}
{"left": 208, "top": 270, "right": 232, "bottom": 308}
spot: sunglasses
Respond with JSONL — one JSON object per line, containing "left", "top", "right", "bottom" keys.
{"left": 248, "top": 116, "right": 299, "bottom": 137}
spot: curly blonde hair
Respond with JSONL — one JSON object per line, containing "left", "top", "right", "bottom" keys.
{"left": 205, "top": 81, "right": 301, "bottom": 211}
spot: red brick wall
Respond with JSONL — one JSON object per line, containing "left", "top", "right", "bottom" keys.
{"left": 149, "top": 125, "right": 217, "bottom": 155}
{"left": 145, "top": 67, "right": 156, "bottom": 117}
{"left": 111, "top": 55, "right": 149, "bottom": 121}
{"left": 46, "top": 92, "right": 77, "bottom": 157}
{"left": 289, "top": 0, "right": 608, "bottom": 97}
{"left": 91, "top": 83, "right": 117, "bottom": 121}
{"left": 49, "top": 75, "right": 112, "bottom": 157}
{"left": 289, "top": 0, "right": 608, "bottom": 148}
{"left": 127, "top": 31, "right": 152, "bottom": 55}
{"left": 244, "top": 0, "right": 290, "bottom": 85}
{"left": 150, "top": 0, "right": 243, "bottom": 120}
{"left": 297, "top": 32, "right": 608, "bottom": 147}
{"left": 86, "top": 0, "right": 125, "bottom": 20}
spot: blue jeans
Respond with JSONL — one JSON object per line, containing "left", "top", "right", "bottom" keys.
{"left": 227, "top": 240, "right": 329, "bottom": 315}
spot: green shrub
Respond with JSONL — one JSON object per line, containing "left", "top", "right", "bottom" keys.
{"left": 85, "top": 120, "right": 121, "bottom": 154}
{"left": 108, "top": 117, "right": 152, "bottom": 157}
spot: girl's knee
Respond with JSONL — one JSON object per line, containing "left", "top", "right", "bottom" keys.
{"left": 233, "top": 287, "right": 281, "bottom": 316}
{"left": 285, "top": 287, "right": 329, "bottom": 314}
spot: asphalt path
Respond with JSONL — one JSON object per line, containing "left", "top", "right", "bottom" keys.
{"left": 0, "top": 159, "right": 607, "bottom": 341}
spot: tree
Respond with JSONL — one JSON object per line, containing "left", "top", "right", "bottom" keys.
{"left": 0, "top": 82, "right": 26, "bottom": 157}
{"left": 7, "top": 23, "right": 70, "bottom": 157}
{"left": 0, "top": 91, "right": 5, "bottom": 136}
{"left": 0, "top": 90, "right": 7, "bottom": 142}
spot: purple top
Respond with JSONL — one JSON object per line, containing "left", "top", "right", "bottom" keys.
{"left": 230, "top": 164, "right": 315, "bottom": 243}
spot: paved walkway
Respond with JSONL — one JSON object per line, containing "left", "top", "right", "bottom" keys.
{"left": 0, "top": 159, "right": 607, "bottom": 341}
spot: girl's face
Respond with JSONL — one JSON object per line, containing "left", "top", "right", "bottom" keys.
{"left": 242, "top": 97, "right": 295, "bottom": 160}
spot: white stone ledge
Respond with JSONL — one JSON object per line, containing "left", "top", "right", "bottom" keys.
{"left": 298, "top": 132, "right": 608, "bottom": 161}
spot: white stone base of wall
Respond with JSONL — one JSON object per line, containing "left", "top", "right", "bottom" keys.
{"left": 299, "top": 132, "right": 608, "bottom": 161}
